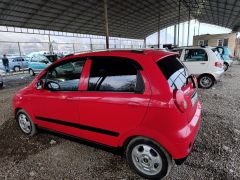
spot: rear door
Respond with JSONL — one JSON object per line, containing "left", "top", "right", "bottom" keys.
{"left": 77, "top": 57, "right": 151, "bottom": 146}
{"left": 182, "top": 48, "right": 209, "bottom": 75}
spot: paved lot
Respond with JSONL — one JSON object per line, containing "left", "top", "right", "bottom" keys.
{"left": 0, "top": 64, "right": 239, "bottom": 180}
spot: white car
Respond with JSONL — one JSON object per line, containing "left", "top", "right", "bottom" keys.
{"left": 172, "top": 46, "right": 224, "bottom": 89}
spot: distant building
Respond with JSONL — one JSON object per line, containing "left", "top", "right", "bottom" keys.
{"left": 193, "top": 33, "right": 237, "bottom": 55}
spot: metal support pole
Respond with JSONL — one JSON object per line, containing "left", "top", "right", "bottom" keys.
{"left": 17, "top": 42, "right": 24, "bottom": 73}
{"left": 187, "top": 9, "right": 191, "bottom": 46}
{"left": 165, "top": 28, "right": 168, "bottom": 44}
{"left": 157, "top": 12, "right": 160, "bottom": 48}
{"left": 104, "top": 0, "right": 109, "bottom": 49}
{"left": 198, "top": 22, "right": 200, "bottom": 35}
{"left": 90, "top": 38, "right": 93, "bottom": 50}
{"left": 174, "top": 25, "right": 177, "bottom": 46}
{"left": 144, "top": 37, "right": 147, "bottom": 48}
{"left": 182, "top": 23, "right": 185, "bottom": 46}
{"left": 194, "top": 19, "right": 196, "bottom": 36}
{"left": 177, "top": 0, "right": 181, "bottom": 46}
{"left": 48, "top": 34, "right": 53, "bottom": 55}
{"left": 72, "top": 43, "right": 75, "bottom": 53}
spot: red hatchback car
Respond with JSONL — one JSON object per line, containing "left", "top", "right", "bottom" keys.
{"left": 13, "top": 50, "right": 201, "bottom": 179}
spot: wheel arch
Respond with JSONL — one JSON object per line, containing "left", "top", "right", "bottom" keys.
{"left": 14, "top": 107, "right": 22, "bottom": 118}
{"left": 118, "top": 128, "right": 176, "bottom": 159}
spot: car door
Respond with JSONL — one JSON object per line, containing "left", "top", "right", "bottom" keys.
{"left": 182, "top": 48, "right": 209, "bottom": 75}
{"left": 29, "top": 58, "right": 86, "bottom": 132}
{"left": 77, "top": 57, "right": 151, "bottom": 147}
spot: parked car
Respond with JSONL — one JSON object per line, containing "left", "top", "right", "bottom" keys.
{"left": 13, "top": 50, "right": 201, "bottom": 179}
{"left": 172, "top": 46, "right": 224, "bottom": 89}
{"left": 0, "top": 74, "right": 3, "bottom": 88}
{"left": 216, "top": 46, "right": 234, "bottom": 71}
{"left": 28, "top": 54, "right": 58, "bottom": 76}
{"left": 9, "top": 56, "right": 29, "bottom": 72}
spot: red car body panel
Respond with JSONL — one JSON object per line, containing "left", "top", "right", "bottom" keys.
{"left": 13, "top": 50, "right": 201, "bottom": 160}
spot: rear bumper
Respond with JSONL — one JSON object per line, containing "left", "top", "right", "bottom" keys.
{"left": 212, "top": 69, "right": 225, "bottom": 81}
{"left": 172, "top": 102, "right": 202, "bottom": 159}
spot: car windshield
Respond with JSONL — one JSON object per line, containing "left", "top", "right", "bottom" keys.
{"left": 46, "top": 55, "right": 58, "bottom": 62}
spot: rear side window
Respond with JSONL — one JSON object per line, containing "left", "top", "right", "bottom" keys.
{"left": 157, "top": 55, "right": 189, "bottom": 90}
{"left": 184, "top": 49, "right": 208, "bottom": 61}
{"left": 88, "top": 57, "right": 144, "bottom": 93}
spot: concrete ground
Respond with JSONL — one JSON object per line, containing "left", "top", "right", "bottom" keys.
{"left": 0, "top": 64, "right": 239, "bottom": 180}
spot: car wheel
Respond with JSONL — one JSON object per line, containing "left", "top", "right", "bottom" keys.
{"left": 16, "top": 109, "right": 37, "bottom": 136}
{"left": 198, "top": 75, "right": 214, "bottom": 89}
{"left": 14, "top": 66, "right": 20, "bottom": 72}
{"left": 223, "top": 62, "right": 229, "bottom": 71}
{"left": 126, "top": 137, "right": 172, "bottom": 179}
{"left": 29, "top": 69, "right": 35, "bottom": 76}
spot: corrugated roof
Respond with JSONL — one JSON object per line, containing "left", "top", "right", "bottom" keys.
{"left": 0, "top": 0, "right": 239, "bottom": 39}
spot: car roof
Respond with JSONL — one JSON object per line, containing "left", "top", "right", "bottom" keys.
{"left": 63, "top": 49, "right": 175, "bottom": 63}
{"left": 173, "top": 46, "right": 208, "bottom": 50}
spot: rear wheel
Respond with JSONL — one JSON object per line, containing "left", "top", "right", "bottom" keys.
{"left": 198, "top": 75, "right": 214, "bottom": 89}
{"left": 126, "top": 137, "right": 172, "bottom": 179}
{"left": 223, "top": 62, "right": 229, "bottom": 71}
{"left": 29, "top": 69, "right": 35, "bottom": 76}
{"left": 16, "top": 109, "right": 37, "bottom": 136}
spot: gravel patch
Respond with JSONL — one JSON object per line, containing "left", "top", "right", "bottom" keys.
{"left": 0, "top": 64, "right": 239, "bottom": 179}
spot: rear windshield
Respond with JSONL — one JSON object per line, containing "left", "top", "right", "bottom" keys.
{"left": 212, "top": 48, "right": 223, "bottom": 60}
{"left": 157, "top": 55, "right": 189, "bottom": 90}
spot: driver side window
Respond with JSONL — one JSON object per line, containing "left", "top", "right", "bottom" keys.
{"left": 45, "top": 59, "right": 86, "bottom": 91}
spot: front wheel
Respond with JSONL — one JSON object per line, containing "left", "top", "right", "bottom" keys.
{"left": 126, "top": 137, "right": 172, "bottom": 179}
{"left": 198, "top": 75, "right": 215, "bottom": 89}
{"left": 16, "top": 109, "right": 37, "bottom": 136}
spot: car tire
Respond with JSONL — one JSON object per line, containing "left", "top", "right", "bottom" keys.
{"left": 29, "top": 69, "right": 35, "bottom": 76}
{"left": 198, "top": 75, "right": 215, "bottom": 89}
{"left": 14, "top": 66, "right": 20, "bottom": 72}
{"left": 16, "top": 109, "right": 37, "bottom": 136}
{"left": 223, "top": 62, "right": 229, "bottom": 71}
{"left": 126, "top": 137, "right": 172, "bottom": 180}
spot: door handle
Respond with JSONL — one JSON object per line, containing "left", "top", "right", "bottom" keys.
{"left": 200, "top": 62, "right": 206, "bottom": 64}
{"left": 128, "top": 102, "right": 140, "bottom": 106}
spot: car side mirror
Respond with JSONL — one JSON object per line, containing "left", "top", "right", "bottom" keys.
{"left": 36, "top": 79, "right": 44, "bottom": 90}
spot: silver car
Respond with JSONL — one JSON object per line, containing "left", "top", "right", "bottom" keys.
{"left": 9, "top": 57, "right": 29, "bottom": 72}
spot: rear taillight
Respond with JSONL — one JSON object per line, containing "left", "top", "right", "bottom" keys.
{"left": 215, "top": 62, "right": 222, "bottom": 68}
{"left": 173, "top": 89, "right": 188, "bottom": 113}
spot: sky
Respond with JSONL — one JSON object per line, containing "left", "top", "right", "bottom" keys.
{"left": 146, "top": 20, "right": 232, "bottom": 47}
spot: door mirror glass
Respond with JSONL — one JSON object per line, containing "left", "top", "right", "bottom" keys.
{"left": 46, "top": 81, "right": 60, "bottom": 91}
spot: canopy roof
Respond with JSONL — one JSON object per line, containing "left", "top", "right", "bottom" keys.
{"left": 0, "top": 0, "right": 239, "bottom": 39}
